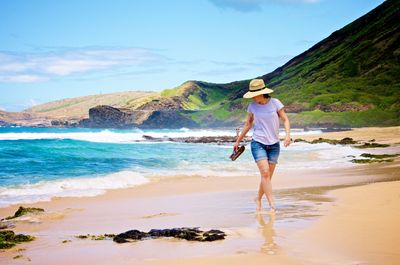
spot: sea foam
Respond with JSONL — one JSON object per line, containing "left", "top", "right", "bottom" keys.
{"left": 0, "top": 171, "right": 149, "bottom": 207}
{"left": 0, "top": 128, "right": 322, "bottom": 143}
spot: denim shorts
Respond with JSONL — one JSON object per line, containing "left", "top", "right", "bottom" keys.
{"left": 250, "top": 139, "right": 280, "bottom": 164}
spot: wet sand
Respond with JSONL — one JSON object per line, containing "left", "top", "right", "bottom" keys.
{"left": 286, "top": 180, "right": 400, "bottom": 265}
{"left": 1, "top": 126, "right": 399, "bottom": 264}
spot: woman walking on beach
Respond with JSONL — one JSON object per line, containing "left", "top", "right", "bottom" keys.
{"left": 234, "top": 79, "right": 291, "bottom": 213}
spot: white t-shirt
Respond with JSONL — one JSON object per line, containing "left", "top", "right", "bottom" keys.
{"left": 247, "top": 98, "right": 284, "bottom": 145}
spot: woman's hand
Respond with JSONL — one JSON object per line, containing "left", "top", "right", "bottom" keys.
{"left": 234, "top": 113, "right": 252, "bottom": 152}
{"left": 284, "top": 135, "right": 291, "bottom": 147}
{"left": 233, "top": 141, "right": 240, "bottom": 152}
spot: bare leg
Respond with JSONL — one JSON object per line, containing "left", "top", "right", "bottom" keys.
{"left": 254, "top": 160, "right": 277, "bottom": 212}
{"left": 256, "top": 163, "right": 276, "bottom": 200}
{"left": 269, "top": 163, "right": 277, "bottom": 180}
{"left": 254, "top": 186, "right": 263, "bottom": 211}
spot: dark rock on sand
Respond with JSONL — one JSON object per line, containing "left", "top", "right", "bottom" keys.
{"left": 75, "top": 234, "right": 116, "bottom": 240}
{"left": 0, "top": 207, "right": 40, "bottom": 249}
{"left": 0, "top": 230, "right": 35, "bottom": 249}
{"left": 360, "top": 153, "right": 400, "bottom": 159}
{"left": 350, "top": 152, "right": 399, "bottom": 164}
{"left": 311, "top": 137, "right": 358, "bottom": 145}
{"left": 113, "top": 230, "right": 147, "bottom": 243}
{"left": 113, "top": 227, "right": 226, "bottom": 243}
{"left": 2, "top": 206, "right": 45, "bottom": 220}
{"left": 202, "top": 229, "right": 227, "bottom": 241}
{"left": 293, "top": 137, "right": 358, "bottom": 145}
{"left": 353, "top": 142, "right": 390, "bottom": 148}
{"left": 337, "top": 137, "right": 358, "bottom": 144}
{"left": 350, "top": 158, "right": 394, "bottom": 164}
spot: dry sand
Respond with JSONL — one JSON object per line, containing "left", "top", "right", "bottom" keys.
{"left": 286, "top": 181, "right": 400, "bottom": 265}
{"left": 298, "top": 126, "right": 400, "bottom": 144}
{"left": 0, "top": 126, "right": 399, "bottom": 265}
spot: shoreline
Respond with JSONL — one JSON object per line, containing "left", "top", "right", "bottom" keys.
{"left": 1, "top": 162, "right": 398, "bottom": 264}
{"left": 0, "top": 159, "right": 398, "bottom": 214}
{"left": 0, "top": 126, "right": 399, "bottom": 264}
{"left": 0, "top": 160, "right": 399, "bottom": 264}
{"left": 1, "top": 126, "right": 399, "bottom": 210}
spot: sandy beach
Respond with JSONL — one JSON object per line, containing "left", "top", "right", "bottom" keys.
{"left": 289, "top": 180, "right": 400, "bottom": 265}
{"left": 299, "top": 126, "right": 400, "bottom": 144}
{"left": 1, "top": 126, "right": 399, "bottom": 265}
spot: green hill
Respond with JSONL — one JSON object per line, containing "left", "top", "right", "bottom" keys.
{"left": 152, "top": 0, "right": 399, "bottom": 128}
{"left": 255, "top": 0, "right": 400, "bottom": 127}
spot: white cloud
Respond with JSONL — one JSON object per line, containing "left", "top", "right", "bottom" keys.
{"left": 0, "top": 74, "right": 47, "bottom": 83}
{"left": 0, "top": 47, "right": 164, "bottom": 83}
{"left": 42, "top": 59, "right": 117, "bottom": 76}
{"left": 209, "top": 0, "right": 321, "bottom": 12}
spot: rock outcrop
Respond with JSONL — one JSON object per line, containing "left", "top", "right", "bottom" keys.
{"left": 2, "top": 206, "right": 45, "bottom": 220}
{"left": 78, "top": 105, "right": 199, "bottom": 129}
{"left": 113, "top": 227, "right": 226, "bottom": 243}
{"left": 0, "top": 207, "right": 39, "bottom": 249}
{"left": 0, "top": 230, "right": 35, "bottom": 249}
{"left": 140, "top": 110, "right": 199, "bottom": 128}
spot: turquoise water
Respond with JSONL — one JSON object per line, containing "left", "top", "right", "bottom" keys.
{"left": 0, "top": 136, "right": 247, "bottom": 186}
{"left": 0, "top": 127, "right": 248, "bottom": 206}
{"left": 0, "top": 127, "right": 363, "bottom": 207}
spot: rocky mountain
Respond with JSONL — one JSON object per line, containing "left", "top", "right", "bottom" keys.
{"left": 2, "top": 0, "right": 399, "bottom": 129}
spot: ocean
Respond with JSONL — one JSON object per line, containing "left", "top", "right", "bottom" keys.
{"left": 0, "top": 127, "right": 364, "bottom": 207}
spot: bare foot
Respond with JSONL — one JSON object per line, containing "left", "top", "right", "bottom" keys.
{"left": 269, "top": 206, "right": 277, "bottom": 215}
{"left": 254, "top": 197, "right": 262, "bottom": 212}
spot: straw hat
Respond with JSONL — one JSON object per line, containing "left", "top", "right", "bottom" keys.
{"left": 243, "top": 79, "right": 274, "bottom": 98}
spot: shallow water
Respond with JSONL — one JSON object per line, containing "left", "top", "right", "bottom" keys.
{"left": 0, "top": 127, "right": 367, "bottom": 207}
{"left": 0, "top": 184, "right": 343, "bottom": 264}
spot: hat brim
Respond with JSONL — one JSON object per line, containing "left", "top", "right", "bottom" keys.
{"left": 243, "top": 87, "right": 274, "bottom": 98}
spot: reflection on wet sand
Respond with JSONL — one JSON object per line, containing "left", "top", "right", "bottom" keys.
{"left": 256, "top": 212, "right": 278, "bottom": 255}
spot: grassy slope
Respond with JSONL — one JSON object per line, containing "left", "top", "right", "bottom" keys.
{"left": 152, "top": 0, "right": 399, "bottom": 128}
{"left": 159, "top": 80, "right": 249, "bottom": 126}
{"left": 258, "top": 0, "right": 400, "bottom": 127}
{"left": 25, "top": 91, "right": 158, "bottom": 120}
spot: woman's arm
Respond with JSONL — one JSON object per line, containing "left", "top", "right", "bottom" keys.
{"left": 234, "top": 112, "right": 254, "bottom": 151}
{"left": 277, "top": 108, "right": 291, "bottom": 147}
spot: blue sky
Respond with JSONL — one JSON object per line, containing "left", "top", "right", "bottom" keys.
{"left": 0, "top": 0, "right": 384, "bottom": 111}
